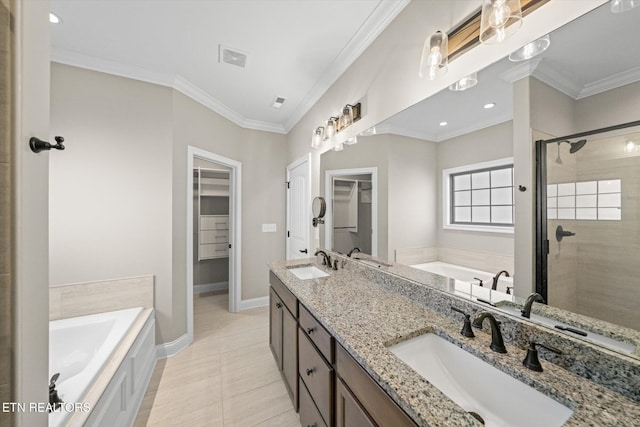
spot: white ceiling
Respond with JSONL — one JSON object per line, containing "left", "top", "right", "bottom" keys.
{"left": 380, "top": 2, "right": 640, "bottom": 142}
{"left": 50, "top": 0, "right": 410, "bottom": 134}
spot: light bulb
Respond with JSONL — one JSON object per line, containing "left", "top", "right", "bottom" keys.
{"left": 419, "top": 31, "right": 448, "bottom": 80}
{"left": 325, "top": 118, "right": 337, "bottom": 139}
{"left": 489, "top": 0, "right": 511, "bottom": 29}
{"left": 339, "top": 105, "right": 353, "bottom": 129}
{"left": 311, "top": 127, "right": 324, "bottom": 148}
{"left": 480, "top": 0, "right": 522, "bottom": 44}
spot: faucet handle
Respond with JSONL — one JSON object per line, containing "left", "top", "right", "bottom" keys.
{"left": 523, "top": 339, "right": 562, "bottom": 372}
{"left": 451, "top": 307, "right": 475, "bottom": 338}
{"left": 473, "top": 277, "right": 484, "bottom": 287}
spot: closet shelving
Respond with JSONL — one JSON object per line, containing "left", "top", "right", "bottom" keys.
{"left": 196, "top": 167, "right": 230, "bottom": 260}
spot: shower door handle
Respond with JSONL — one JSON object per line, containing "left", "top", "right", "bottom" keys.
{"left": 556, "top": 225, "right": 576, "bottom": 242}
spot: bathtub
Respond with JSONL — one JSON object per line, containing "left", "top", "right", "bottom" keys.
{"left": 411, "top": 261, "right": 514, "bottom": 304}
{"left": 49, "top": 307, "right": 143, "bottom": 427}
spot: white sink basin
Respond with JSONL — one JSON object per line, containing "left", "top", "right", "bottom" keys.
{"left": 389, "top": 333, "right": 574, "bottom": 427}
{"left": 497, "top": 305, "right": 636, "bottom": 355}
{"left": 287, "top": 265, "right": 330, "bottom": 280}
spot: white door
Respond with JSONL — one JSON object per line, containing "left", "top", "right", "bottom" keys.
{"left": 286, "top": 155, "right": 311, "bottom": 259}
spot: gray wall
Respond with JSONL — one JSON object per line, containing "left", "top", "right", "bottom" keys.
{"left": 50, "top": 64, "right": 287, "bottom": 344}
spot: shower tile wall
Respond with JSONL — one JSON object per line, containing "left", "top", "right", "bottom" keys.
{"left": 0, "top": 0, "right": 11, "bottom": 424}
{"left": 547, "top": 132, "right": 640, "bottom": 330}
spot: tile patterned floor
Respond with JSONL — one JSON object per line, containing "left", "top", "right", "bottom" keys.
{"left": 134, "top": 292, "right": 300, "bottom": 426}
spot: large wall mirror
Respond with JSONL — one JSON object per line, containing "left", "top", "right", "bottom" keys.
{"left": 319, "top": 3, "right": 640, "bottom": 358}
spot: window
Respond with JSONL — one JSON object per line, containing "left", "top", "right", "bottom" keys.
{"left": 443, "top": 158, "right": 514, "bottom": 233}
{"left": 547, "top": 179, "right": 621, "bottom": 221}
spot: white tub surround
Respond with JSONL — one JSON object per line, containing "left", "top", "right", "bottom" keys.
{"left": 411, "top": 261, "right": 514, "bottom": 304}
{"left": 49, "top": 308, "right": 155, "bottom": 427}
{"left": 49, "top": 275, "right": 154, "bottom": 321}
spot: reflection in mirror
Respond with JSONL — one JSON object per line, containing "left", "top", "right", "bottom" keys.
{"left": 321, "top": 3, "right": 640, "bottom": 357}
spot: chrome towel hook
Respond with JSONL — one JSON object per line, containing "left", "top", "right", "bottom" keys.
{"left": 30, "top": 136, "right": 65, "bottom": 153}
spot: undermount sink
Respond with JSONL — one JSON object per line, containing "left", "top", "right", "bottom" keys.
{"left": 496, "top": 304, "right": 636, "bottom": 355}
{"left": 287, "top": 265, "right": 330, "bottom": 280}
{"left": 389, "top": 333, "right": 574, "bottom": 427}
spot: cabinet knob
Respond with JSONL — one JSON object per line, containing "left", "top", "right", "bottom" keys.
{"left": 275, "top": 303, "right": 282, "bottom": 309}
{"left": 305, "top": 367, "right": 315, "bottom": 376}
{"left": 306, "top": 327, "right": 315, "bottom": 334}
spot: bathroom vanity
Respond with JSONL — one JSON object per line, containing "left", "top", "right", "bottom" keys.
{"left": 269, "top": 254, "right": 640, "bottom": 427}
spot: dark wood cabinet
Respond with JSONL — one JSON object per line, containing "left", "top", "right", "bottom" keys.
{"left": 336, "top": 343, "right": 417, "bottom": 427}
{"left": 298, "top": 329, "right": 334, "bottom": 426}
{"left": 335, "top": 378, "right": 375, "bottom": 427}
{"left": 269, "top": 273, "right": 298, "bottom": 409}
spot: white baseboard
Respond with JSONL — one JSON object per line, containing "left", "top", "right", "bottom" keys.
{"left": 156, "top": 333, "right": 191, "bottom": 359}
{"left": 194, "top": 281, "right": 229, "bottom": 294}
{"left": 239, "top": 296, "right": 269, "bottom": 311}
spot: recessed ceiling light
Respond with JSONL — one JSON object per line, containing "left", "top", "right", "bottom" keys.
{"left": 439, "top": 121, "right": 448, "bottom": 126}
{"left": 483, "top": 102, "right": 496, "bottom": 109}
{"left": 49, "top": 12, "right": 62, "bottom": 24}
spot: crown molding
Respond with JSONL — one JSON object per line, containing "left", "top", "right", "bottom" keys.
{"left": 282, "top": 0, "right": 411, "bottom": 132}
{"left": 577, "top": 65, "right": 640, "bottom": 99}
{"left": 499, "top": 57, "right": 543, "bottom": 84}
{"left": 531, "top": 65, "right": 582, "bottom": 99}
{"left": 378, "top": 111, "right": 512, "bottom": 143}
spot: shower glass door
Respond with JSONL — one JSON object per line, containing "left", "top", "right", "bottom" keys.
{"left": 536, "top": 121, "right": 640, "bottom": 330}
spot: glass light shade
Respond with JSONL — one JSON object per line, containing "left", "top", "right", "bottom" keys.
{"left": 480, "top": 0, "right": 522, "bottom": 44}
{"left": 344, "top": 136, "right": 358, "bottom": 145}
{"left": 325, "top": 118, "right": 337, "bottom": 139}
{"left": 333, "top": 143, "right": 344, "bottom": 152}
{"left": 611, "top": 0, "right": 640, "bottom": 13}
{"left": 311, "top": 127, "right": 324, "bottom": 148}
{"left": 509, "top": 35, "right": 550, "bottom": 61}
{"left": 449, "top": 72, "right": 478, "bottom": 91}
{"left": 339, "top": 105, "right": 353, "bottom": 129}
{"left": 419, "top": 31, "right": 448, "bottom": 80}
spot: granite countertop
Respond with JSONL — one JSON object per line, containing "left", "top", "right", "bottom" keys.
{"left": 269, "top": 259, "right": 640, "bottom": 427}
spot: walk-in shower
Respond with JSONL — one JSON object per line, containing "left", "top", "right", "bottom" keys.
{"left": 536, "top": 119, "right": 640, "bottom": 330}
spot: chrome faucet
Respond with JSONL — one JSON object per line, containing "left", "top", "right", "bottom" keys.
{"left": 314, "top": 249, "right": 331, "bottom": 266}
{"left": 521, "top": 292, "right": 545, "bottom": 318}
{"left": 346, "top": 247, "right": 361, "bottom": 257}
{"left": 472, "top": 312, "right": 507, "bottom": 353}
{"left": 491, "top": 270, "right": 510, "bottom": 291}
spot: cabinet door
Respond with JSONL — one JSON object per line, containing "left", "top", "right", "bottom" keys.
{"left": 282, "top": 305, "right": 298, "bottom": 408}
{"left": 269, "top": 289, "right": 283, "bottom": 370}
{"left": 336, "top": 378, "right": 375, "bottom": 427}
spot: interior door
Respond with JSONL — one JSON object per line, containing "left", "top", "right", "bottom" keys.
{"left": 286, "top": 155, "right": 310, "bottom": 259}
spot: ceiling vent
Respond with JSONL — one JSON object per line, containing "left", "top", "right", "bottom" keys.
{"left": 219, "top": 45, "right": 248, "bottom": 68}
{"left": 272, "top": 97, "right": 286, "bottom": 109}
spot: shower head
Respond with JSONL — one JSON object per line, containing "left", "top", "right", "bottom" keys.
{"left": 559, "top": 139, "right": 587, "bottom": 154}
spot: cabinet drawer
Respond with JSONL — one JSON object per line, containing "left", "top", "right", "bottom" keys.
{"left": 269, "top": 271, "right": 298, "bottom": 317}
{"left": 299, "top": 329, "right": 333, "bottom": 426}
{"left": 299, "top": 380, "right": 327, "bottom": 427}
{"left": 199, "top": 243, "right": 229, "bottom": 258}
{"left": 200, "top": 215, "right": 229, "bottom": 230}
{"left": 336, "top": 344, "right": 417, "bottom": 427}
{"left": 299, "top": 304, "right": 334, "bottom": 363}
{"left": 200, "top": 229, "right": 229, "bottom": 244}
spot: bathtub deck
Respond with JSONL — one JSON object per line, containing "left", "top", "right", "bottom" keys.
{"left": 134, "top": 293, "right": 300, "bottom": 427}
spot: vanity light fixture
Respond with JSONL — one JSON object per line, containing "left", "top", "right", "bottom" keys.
{"left": 449, "top": 72, "right": 478, "bottom": 91}
{"left": 509, "top": 34, "right": 550, "bottom": 61}
{"left": 419, "top": 31, "right": 448, "bottom": 80}
{"left": 611, "top": 0, "right": 640, "bottom": 13}
{"left": 50, "top": 12, "right": 62, "bottom": 24}
{"left": 325, "top": 117, "right": 338, "bottom": 139}
{"left": 339, "top": 105, "right": 354, "bottom": 129}
{"left": 483, "top": 102, "right": 496, "bottom": 109}
{"left": 311, "top": 127, "right": 324, "bottom": 148}
{"left": 479, "top": 0, "right": 522, "bottom": 44}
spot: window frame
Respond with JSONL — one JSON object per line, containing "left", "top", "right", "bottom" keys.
{"left": 442, "top": 157, "right": 514, "bottom": 234}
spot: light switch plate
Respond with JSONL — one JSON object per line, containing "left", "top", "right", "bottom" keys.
{"left": 262, "top": 223, "right": 277, "bottom": 232}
